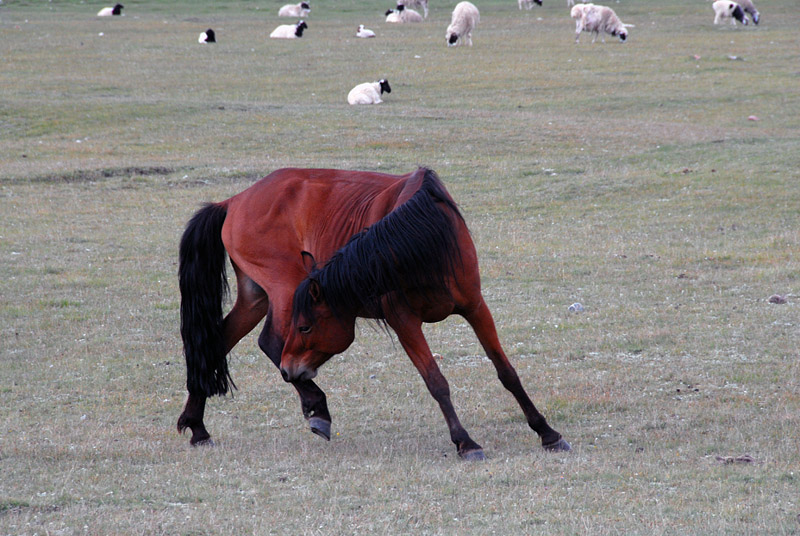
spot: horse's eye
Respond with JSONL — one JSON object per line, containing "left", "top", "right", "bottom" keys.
{"left": 298, "top": 326, "right": 312, "bottom": 334}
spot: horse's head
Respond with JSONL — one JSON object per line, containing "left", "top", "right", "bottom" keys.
{"left": 280, "top": 278, "right": 356, "bottom": 382}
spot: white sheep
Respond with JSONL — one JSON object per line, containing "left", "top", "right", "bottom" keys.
{"left": 270, "top": 20, "right": 308, "bottom": 39}
{"left": 712, "top": 1, "right": 748, "bottom": 25}
{"left": 385, "top": 9, "right": 402, "bottom": 22}
{"left": 399, "top": 0, "right": 429, "bottom": 18}
{"left": 396, "top": 4, "right": 424, "bottom": 23}
{"left": 573, "top": 3, "right": 629, "bottom": 43}
{"left": 518, "top": 0, "right": 542, "bottom": 10}
{"left": 446, "top": 1, "right": 480, "bottom": 46}
{"left": 734, "top": 0, "right": 760, "bottom": 24}
{"left": 357, "top": 24, "right": 376, "bottom": 38}
{"left": 347, "top": 79, "right": 392, "bottom": 105}
{"left": 198, "top": 28, "right": 216, "bottom": 43}
{"left": 278, "top": 2, "right": 311, "bottom": 18}
{"left": 97, "top": 3, "right": 123, "bottom": 16}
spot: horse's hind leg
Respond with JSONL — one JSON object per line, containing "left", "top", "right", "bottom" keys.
{"left": 257, "top": 314, "right": 333, "bottom": 440}
{"left": 389, "top": 313, "right": 485, "bottom": 460}
{"left": 464, "top": 299, "right": 571, "bottom": 451}
{"left": 178, "top": 266, "right": 269, "bottom": 445}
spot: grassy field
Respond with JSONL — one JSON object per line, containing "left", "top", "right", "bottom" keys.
{"left": 1, "top": 0, "right": 799, "bottom": 534}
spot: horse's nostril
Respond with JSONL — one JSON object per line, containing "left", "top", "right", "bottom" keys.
{"left": 280, "top": 368, "right": 290, "bottom": 382}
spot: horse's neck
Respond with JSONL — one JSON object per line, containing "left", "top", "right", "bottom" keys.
{"left": 306, "top": 179, "right": 408, "bottom": 260}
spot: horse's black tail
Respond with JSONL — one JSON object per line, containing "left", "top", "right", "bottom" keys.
{"left": 179, "top": 203, "right": 235, "bottom": 397}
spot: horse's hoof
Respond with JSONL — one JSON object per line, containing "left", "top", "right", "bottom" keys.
{"left": 543, "top": 438, "right": 571, "bottom": 452}
{"left": 191, "top": 437, "right": 215, "bottom": 447}
{"left": 459, "top": 448, "right": 486, "bottom": 461}
{"left": 309, "top": 417, "right": 331, "bottom": 441}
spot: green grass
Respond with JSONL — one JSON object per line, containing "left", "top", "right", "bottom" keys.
{"left": 2, "top": 0, "right": 800, "bottom": 534}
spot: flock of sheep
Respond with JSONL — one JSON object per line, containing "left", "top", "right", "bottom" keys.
{"left": 96, "top": 0, "right": 762, "bottom": 104}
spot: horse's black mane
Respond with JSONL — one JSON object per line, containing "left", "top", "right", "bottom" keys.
{"left": 293, "top": 168, "right": 463, "bottom": 324}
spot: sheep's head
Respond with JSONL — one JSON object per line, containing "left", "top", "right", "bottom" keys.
{"left": 752, "top": 11, "right": 760, "bottom": 24}
{"left": 396, "top": 4, "right": 405, "bottom": 11}
{"left": 379, "top": 79, "right": 391, "bottom": 94}
{"left": 618, "top": 28, "right": 628, "bottom": 41}
{"left": 385, "top": 9, "right": 394, "bottom": 15}
{"left": 447, "top": 32, "right": 459, "bottom": 45}
{"left": 300, "top": 2, "right": 310, "bottom": 9}
{"left": 731, "top": 5, "right": 747, "bottom": 24}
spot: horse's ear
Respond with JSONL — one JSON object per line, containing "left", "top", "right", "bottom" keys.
{"left": 308, "top": 279, "right": 322, "bottom": 303}
{"left": 301, "top": 250, "right": 317, "bottom": 274}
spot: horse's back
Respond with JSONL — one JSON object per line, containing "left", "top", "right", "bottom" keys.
{"left": 220, "top": 168, "right": 421, "bottom": 297}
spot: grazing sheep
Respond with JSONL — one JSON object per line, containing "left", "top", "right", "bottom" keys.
{"left": 734, "top": 0, "right": 759, "bottom": 24}
{"left": 573, "top": 3, "right": 629, "bottom": 43}
{"left": 278, "top": 2, "right": 311, "bottom": 18}
{"left": 97, "top": 3, "right": 123, "bottom": 16}
{"left": 198, "top": 28, "right": 216, "bottom": 43}
{"left": 357, "top": 24, "right": 376, "bottom": 38}
{"left": 446, "top": 1, "right": 480, "bottom": 46}
{"left": 270, "top": 20, "right": 308, "bottom": 39}
{"left": 712, "top": 0, "right": 748, "bottom": 25}
{"left": 347, "top": 79, "right": 392, "bottom": 105}
{"left": 399, "top": 0, "right": 429, "bottom": 18}
{"left": 519, "top": 0, "right": 542, "bottom": 10}
{"left": 396, "top": 4, "right": 424, "bottom": 23}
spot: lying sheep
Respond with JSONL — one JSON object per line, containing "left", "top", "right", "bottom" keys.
{"left": 712, "top": 0, "right": 748, "bottom": 25}
{"left": 278, "top": 2, "right": 310, "bottom": 17}
{"left": 385, "top": 9, "right": 402, "bottom": 22}
{"left": 573, "top": 3, "right": 629, "bottom": 43}
{"left": 446, "top": 1, "right": 480, "bottom": 46}
{"left": 347, "top": 79, "right": 392, "bottom": 105}
{"left": 396, "top": 4, "right": 424, "bottom": 22}
{"left": 518, "top": 0, "right": 542, "bottom": 10}
{"left": 357, "top": 24, "right": 376, "bottom": 38}
{"left": 198, "top": 28, "right": 216, "bottom": 43}
{"left": 735, "top": 0, "right": 760, "bottom": 24}
{"left": 97, "top": 3, "right": 123, "bottom": 16}
{"left": 399, "top": 0, "right": 429, "bottom": 19}
{"left": 270, "top": 20, "right": 308, "bottom": 39}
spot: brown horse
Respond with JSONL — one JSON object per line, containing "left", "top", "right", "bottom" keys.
{"left": 178, "top": 167, "right": 570, "bottom": 459}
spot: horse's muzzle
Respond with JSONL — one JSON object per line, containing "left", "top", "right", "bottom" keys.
{"left": 280, "top": 365, "right": 317, "bottom": 383}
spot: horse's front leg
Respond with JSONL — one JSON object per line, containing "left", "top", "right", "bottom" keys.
{"left": 388, "top": 314, "right": 485, "bottom": 460}
{"left": 258, "top": 314, "right": 333, "bottom": 440}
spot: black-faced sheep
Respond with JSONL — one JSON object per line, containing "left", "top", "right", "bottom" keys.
{"left": 198, "top": 29, "right": 216, "bottom": 43}
{"left": 712, "top": 1, "right": 748, "bottom": 26}
{"left": 446, "top": 1, "right": 480, "bottom": 46}
{"left": 399, "top": 0, "right": 429, "bottom": 19}
{"left": 573, "top": 3, "right": 629, "bottom": 43}
{"left": 385, "top": 9, "right": 402, "bottom": 22}
{"left": 97, "top": 3, "right": 123, "bottom": 16}
{"left": 735, "top": 0, "right": 760, "bottom": 24}
{"left": 395, "top": 4, "right": 424, "bottom": 22}
{"left": 279, "top": 2, "right": 311, "bottom": 18}
{"left": 270, "top": 20, "right": 308, "bottom": 39}
{"left": 347, "top": 79, "right": 392, "bottom": 105}
{"left": 519, "top": 0, "right": 542, "bottom": 9}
